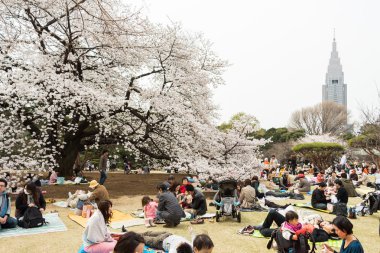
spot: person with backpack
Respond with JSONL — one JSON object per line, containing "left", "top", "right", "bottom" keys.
{"left": 280, "top": 211, "right": 315, "bottom": 253}
{"left": 323, "top": 216, "right": 364, "bottom": 253}
{"left": 0, "top": 178, "right": 17, "bottom": 230}
{"left": 15, "top": 182, "right": 46, "bottom": 222}
{"left": 83, "top": 200, "right": 117, "bottom": 253}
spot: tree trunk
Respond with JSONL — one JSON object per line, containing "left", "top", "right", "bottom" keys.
{"left": 57, "top": 137, "right": 82, "bottom": 177}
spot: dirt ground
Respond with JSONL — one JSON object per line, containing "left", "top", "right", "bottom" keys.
{"left": 2, "top": 172, "right": 380, "bottom": 253}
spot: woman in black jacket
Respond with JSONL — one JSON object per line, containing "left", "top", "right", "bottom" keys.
{"left": 15, "top": 182, "right": 46, "bottom": 219}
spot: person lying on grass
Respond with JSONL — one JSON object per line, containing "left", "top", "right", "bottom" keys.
{"left": 250, "top": 209, "right": 337, "bottom": 242}
{"left": 136, "top": 228, "right": 214, "bottom": 253}
{"left": 114, "top": 231, "right": 145, "bottom": 253}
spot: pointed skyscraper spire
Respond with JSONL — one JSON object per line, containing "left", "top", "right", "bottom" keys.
{"left": 322, "top": 32, "right": 347, "bottom": 109}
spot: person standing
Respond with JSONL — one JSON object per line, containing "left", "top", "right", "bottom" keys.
{"left": 99, "top": 150, "right": 109, "bottom": 185}
{"left": 339, "top": 153, "right": 347, "bottom": 172}
{"left": 0, "top": 178, "right": 17, "bottom": 230}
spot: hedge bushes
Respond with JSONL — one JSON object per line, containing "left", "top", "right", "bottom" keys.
{"left": 292, "top": 142, "right": 344, "bottom": 172}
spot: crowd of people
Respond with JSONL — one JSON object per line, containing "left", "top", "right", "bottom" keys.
{"left": 1, "top": 151, "right": 378, "bottom": 252}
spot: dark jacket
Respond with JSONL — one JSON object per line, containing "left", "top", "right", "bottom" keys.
{"left": 158, "top": 191, "right": 185, "bottom": 218}
{"left": 336, "top": 187, "right": 348, "bottom": 204}
{"left": 341, "top": 179, "right": 358, "bottom": 197}
{"left": 191, "top": 190, "right": 207, "bottom": 215}
{"left": 311, "top": 188, "right": 328, "bottom": 207}
{"left": 15, "top": 190, "right": 46, "bottom": 218}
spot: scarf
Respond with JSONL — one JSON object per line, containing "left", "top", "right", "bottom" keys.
{"left": 283, "top": 221, "right": 302, "bottom": 232}
{"left": 0, "top": 192, "right": 8, "bottom": 217}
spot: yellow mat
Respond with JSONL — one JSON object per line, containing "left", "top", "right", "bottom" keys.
{"left": 68, "top": 210, "right": 134, "bottom": 228}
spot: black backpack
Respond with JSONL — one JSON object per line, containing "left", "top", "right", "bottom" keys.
{"left": 267, "top": 228, "right": 316, "bottom": 253}
{"left": 19, "top": 207, "right": 46, "bottom": 228}
{"left": 332, "top": 203, "right": 348, "bottom": 217}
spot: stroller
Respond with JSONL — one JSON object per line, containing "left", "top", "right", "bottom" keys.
{"left": 213, "top": 180, "right": 241, "bottom": 222}
{"left": 358, "top": 191, "right": 380, "bottom": 216}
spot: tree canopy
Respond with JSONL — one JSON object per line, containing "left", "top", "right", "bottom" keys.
{"left": 0, "top": 1, "right": 265, "bottom": 179}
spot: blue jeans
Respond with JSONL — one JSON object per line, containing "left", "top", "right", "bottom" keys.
{"left": 313, "top": 203, "right": 327, "bottom": 210}
{"left": 0, "top": 216, "right": 17, "bottom": 230}
{"left": 99, "top": 171, "right": 107, "bottom": 185}
{"left": 288, "top": 248, "right": 296, "bottom": 253}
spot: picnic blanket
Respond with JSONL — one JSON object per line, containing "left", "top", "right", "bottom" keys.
{"left": 0, "top": 213, "right": 67, "bottom": 238}
{"left": 53, "top": 201, "right": 69, "bottom": 208}
{"left": 143, "top": 245, "right": 167, "bottom": 253}
{"left": 250, "top": 230, "right": 342, "bottom": 248}
{"left": 355, "top": 186, "right": 375, "bottom": 196}
{"left": 293, "top": 203, "right": 331, "bottom": 213}
{"left": 69, "top": 210, "right": 144, "bottom": 228}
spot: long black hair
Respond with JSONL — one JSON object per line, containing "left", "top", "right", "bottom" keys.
{"left": 98, "top": 200, "right": 113, "bottom": 224}
{"left": 25, "top": 182, "right": 39, "bottom": 206}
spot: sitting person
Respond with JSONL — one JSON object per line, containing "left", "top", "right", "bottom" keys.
{"left": 316, "top": 171, "right": 325, "bottom": 184}
{"left": 83, "top": 200, "right": 117, "bottom": 252}
{"left": 185, "top": 184, "right": 207, "bottom": 217}
{"left": 327, "top": 172, "right": 337, "bottom": 187}
{"left": 139, "top": 231, "right": 192, "bottom": 253}
{"left": 239, "top": 179, "right": 257, "bottom": 209}
{"left": 0, "top": 178, "right": 17, "bottom": 230}
{"left": 323, "top": 216, "right": 364, "bottom": 253}
{"left": 141, "top": 196, "right": 157, "bottom": 227}
{"left": 311, "top": 182, "right": 329, "bottom": 210}
{"left": 88, "top": 180, "right": 110, "bottom": 205}
{"left": 334, "top": 179, "right": 348, "bottom": 204}
{"left": 280, "top": 211, "right": 306, "bottom": 253}
{"left": 294, "top": 173, "right": 311, "bottom": 193}
{"left": 114, "top": 231, "right": 145, "bottom": 253}
{"left": 356, "top": 171, "right": 369, "bottom": 186}
{"left": 349, "top": 169, "right": 358, "bottom": 181}
{"left": 278, "top": 172, "right": 290, "bottom": 190}
{"left": 157, "top": 183, "right": 185, "bottom": 227}
{"left": 48, "top": 170, "right": 58, "bottom": 184}
{"left": 163, "top": 175, "right": 176, "bottom": 190}
{"left": 251, "top": 176, "right": 265, "bottom": 198}
{"left": 15, "top": 182, "right": 46, "bottom": 221}
{"left": 179, "top": 177, "right": 190, "bottom": 194}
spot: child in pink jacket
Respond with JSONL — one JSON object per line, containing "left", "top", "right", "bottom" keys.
{"left": 142, "top": 196, "right": 158, "bottom": 227}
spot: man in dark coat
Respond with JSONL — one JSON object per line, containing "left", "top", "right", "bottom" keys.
{"left": 156, "top": 183, "right": 185, "bottom": 227}
{"left": 185, "top": 184, "right": 207, "bottom": 216}
{"left": 311, "top": 182, "right": 329, "bottom": 210}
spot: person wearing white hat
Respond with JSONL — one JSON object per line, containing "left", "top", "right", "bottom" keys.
{"left": 88, "top": 180, "right": 110, "bottom": 205}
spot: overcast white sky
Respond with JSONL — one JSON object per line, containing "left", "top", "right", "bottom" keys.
{"left": 127, "top": 0, "right": 380, "bottom": 129}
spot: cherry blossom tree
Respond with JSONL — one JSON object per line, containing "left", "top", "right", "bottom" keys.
{"left": 0, "top": 0, "right": 264, "bottom": 178}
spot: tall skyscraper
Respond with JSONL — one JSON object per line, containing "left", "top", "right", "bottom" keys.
{"left": 322, "top": 37, "right": 347, "bottom": 109}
